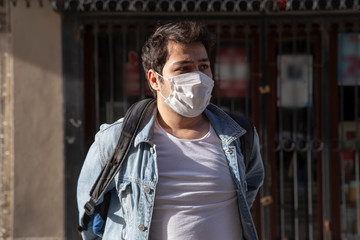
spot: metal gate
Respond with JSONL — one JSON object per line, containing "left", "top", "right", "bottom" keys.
{"left": 79, "top": 15, "right": 360, "bottom": 240}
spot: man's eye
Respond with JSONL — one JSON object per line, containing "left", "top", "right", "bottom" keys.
{"left": 177, "top": 66, "right": 188, "bottom": 71}
{"left": 200, "top": 65, "right": 209, "bottom": 70}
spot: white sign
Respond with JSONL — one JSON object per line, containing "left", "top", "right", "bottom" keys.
{"left": 277, "top": 54, "right": 313, "bottom": 108}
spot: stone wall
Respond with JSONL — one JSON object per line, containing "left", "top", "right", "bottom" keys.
{"left": 0, "top": 1, "right": 14, "bottom": 239}
{"left": 9, "top": 1, "right": 64, "bottom": 239}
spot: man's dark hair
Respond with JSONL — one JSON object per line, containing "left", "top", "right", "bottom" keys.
{"left": 141, "top": 21, "right": 215, "bottom": 96}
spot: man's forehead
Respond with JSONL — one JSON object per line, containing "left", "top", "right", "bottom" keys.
{"left": 166, "top": 40, "right": 208, "bottom": 60}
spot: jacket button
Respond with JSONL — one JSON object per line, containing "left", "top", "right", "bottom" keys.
{"left": 138, "top": 224, "right": 146, "bottom": 231}
{"left": 226, "top": 149, "right": 233, "bottom": 154}
{"left": 144, "top": 187, "right": 151, "bottom": 194}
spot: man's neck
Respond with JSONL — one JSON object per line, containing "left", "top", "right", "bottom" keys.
{"left": 156, "top": 101, "right": 210, "bottom": 140}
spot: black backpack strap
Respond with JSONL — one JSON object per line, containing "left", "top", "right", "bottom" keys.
{"left": 79, "top": 98, "right": 156, "bottom": 232}
{"left": 226, "top": 112, "right": 254, "bottom": 169}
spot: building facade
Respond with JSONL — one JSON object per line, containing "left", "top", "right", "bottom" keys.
{"left": 0, "top": 0, "right": 64, "bottom": 239}
{"left": 1, "top": 0, "right": 359, "bottom": 239}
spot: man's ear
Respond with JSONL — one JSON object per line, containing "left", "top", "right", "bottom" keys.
{"left": 148, "top": 69, "right": 160, "bottom": 91}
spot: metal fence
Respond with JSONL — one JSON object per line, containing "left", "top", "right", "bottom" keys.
{"left": 51, "top": 0, "right": 360, "bottom": 12}
{"left": 75, "top": 13, "right": 360, "bottom": 240}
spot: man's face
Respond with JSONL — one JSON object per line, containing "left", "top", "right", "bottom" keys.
{"left": 162, "top": 40, "right": 212, "bottom": 79}
{"left": 156, "top": 40, "right": 212, "bottom": 98}
{"left": 147, "top": 40, "right": 213, "bottom": 100}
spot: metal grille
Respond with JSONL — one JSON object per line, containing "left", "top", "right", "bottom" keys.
{"left": 271, "top": 22, "right": 322, "bottom": 240}
{"left": 52, "top": 0, "right": 360, "bottom": 12}
{"left": 79, "top": 15, "right": 360, "bottom": 240}
{"left": 82, "top": 21, "right": 258, "bottom": 128}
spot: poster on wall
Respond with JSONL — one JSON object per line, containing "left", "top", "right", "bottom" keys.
{"left": 215, "top": 47, "right": 249, "bottom": 98}
{"left": 338, "top": 33, "right": 360, "bottom": 85}
{"left": 125, "top": 51, "right": 140, "bottom": 96}
{"left": 125, "top": 51, "right": 152, "bottom": 96}
{"left": 277, "top": 54, "right": 313, "bottom": 108}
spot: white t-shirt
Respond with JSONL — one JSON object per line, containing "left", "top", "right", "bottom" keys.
{"left": 149, "top": 120, "right": 243, "bottom": 240}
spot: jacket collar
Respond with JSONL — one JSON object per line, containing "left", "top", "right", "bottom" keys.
{"left": 205, "top": 103, "right": 246, "bottom": 146}
{"left": 133, "top": 103, "right": 246, "bottom": 147}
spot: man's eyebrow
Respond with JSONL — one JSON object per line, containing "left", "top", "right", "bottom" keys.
{"left": 173, "top": 59, "right": 210, "bottom": 65}
{"left": 199, "top": 58, "right": 210, "bottom": 62}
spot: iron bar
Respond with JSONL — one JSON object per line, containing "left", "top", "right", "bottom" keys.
{"left": 121, "top": 24, "right": 127, "bottom": 113}
{"left": 320, "top": 20, "right": 332, "bottom": 240}
{"left": 244, "top": 23, "right": 250, "bottom": 117}
{"left": 230, "top": 23, "right": 235, "bottom": 113}
{"left": 135, "top": 24, "right": 142, "bottom": 100}
{"left": 215, "top": 23, "right": 221, "bottom": 107}
{"left": 138, "top": 23, "right": 145, "bottom": 99}
{"left": 305, "top": 22, "right": 314, "bottom": 240}
{"left": 258, "top": 16, "right": 268, "bottom": 240}
{"left": 108, "top": 24, "right": 114, "bottom": 122}
{"left": 338, "top": 25, "right": 347, "bottom": 235}
{"left": 93, "top": 24, "right": 100, "bottom": 129}
{"left": 291, "top": 23, "right": 299, "bottom": 240}
{"left": 277, "top": 23, "right": 286, "bottom": 240}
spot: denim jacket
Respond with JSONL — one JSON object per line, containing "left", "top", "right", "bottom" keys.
{"left": 77, "top": 104, "right": 264, "bottom": 240}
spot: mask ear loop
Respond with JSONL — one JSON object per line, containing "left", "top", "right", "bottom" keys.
{"left": 156, "top": 72, "right": 169, "bottom": 100}
{"left": 159, "top": 88, "right": 168, "bottom": 101}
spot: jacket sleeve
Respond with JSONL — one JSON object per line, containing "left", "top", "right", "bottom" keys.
{"left": 77, "top": 130, "right": 114, "bottom": 240}
{"left": 245, "top": 127, "right": 264, "bottom": 208}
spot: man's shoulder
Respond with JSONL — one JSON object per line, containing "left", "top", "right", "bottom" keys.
{"left": 95, "top": 118, "right": 124, "bottom": 143}
{"left": 99, "top": 118, "right": 123, "bottom": 132}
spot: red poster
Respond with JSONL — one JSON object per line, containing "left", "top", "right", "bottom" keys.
{"left": 125, "top": 51, "right": 140, "bottom": 96}
{"left": 125, "top": 51, "right": 152, "bottom": 96}
{"left": 215, "top": 47, "right": 249, "bottom": 98}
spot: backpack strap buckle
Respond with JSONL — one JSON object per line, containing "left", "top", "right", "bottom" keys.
{"left": 84, "top": 199, "right": 96, "bottom": 216}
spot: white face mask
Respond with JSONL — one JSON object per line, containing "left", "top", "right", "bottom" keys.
{"left": 157, "top": 71, "right": 214, "bottom": 118}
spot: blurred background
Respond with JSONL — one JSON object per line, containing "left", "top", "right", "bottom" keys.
{"left": 0, "top": 0, "right": 359, "bottom": 239}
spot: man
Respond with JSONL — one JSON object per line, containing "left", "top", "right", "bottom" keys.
{"left": 77, "top": 21, "right": 264, "bottom": 240}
